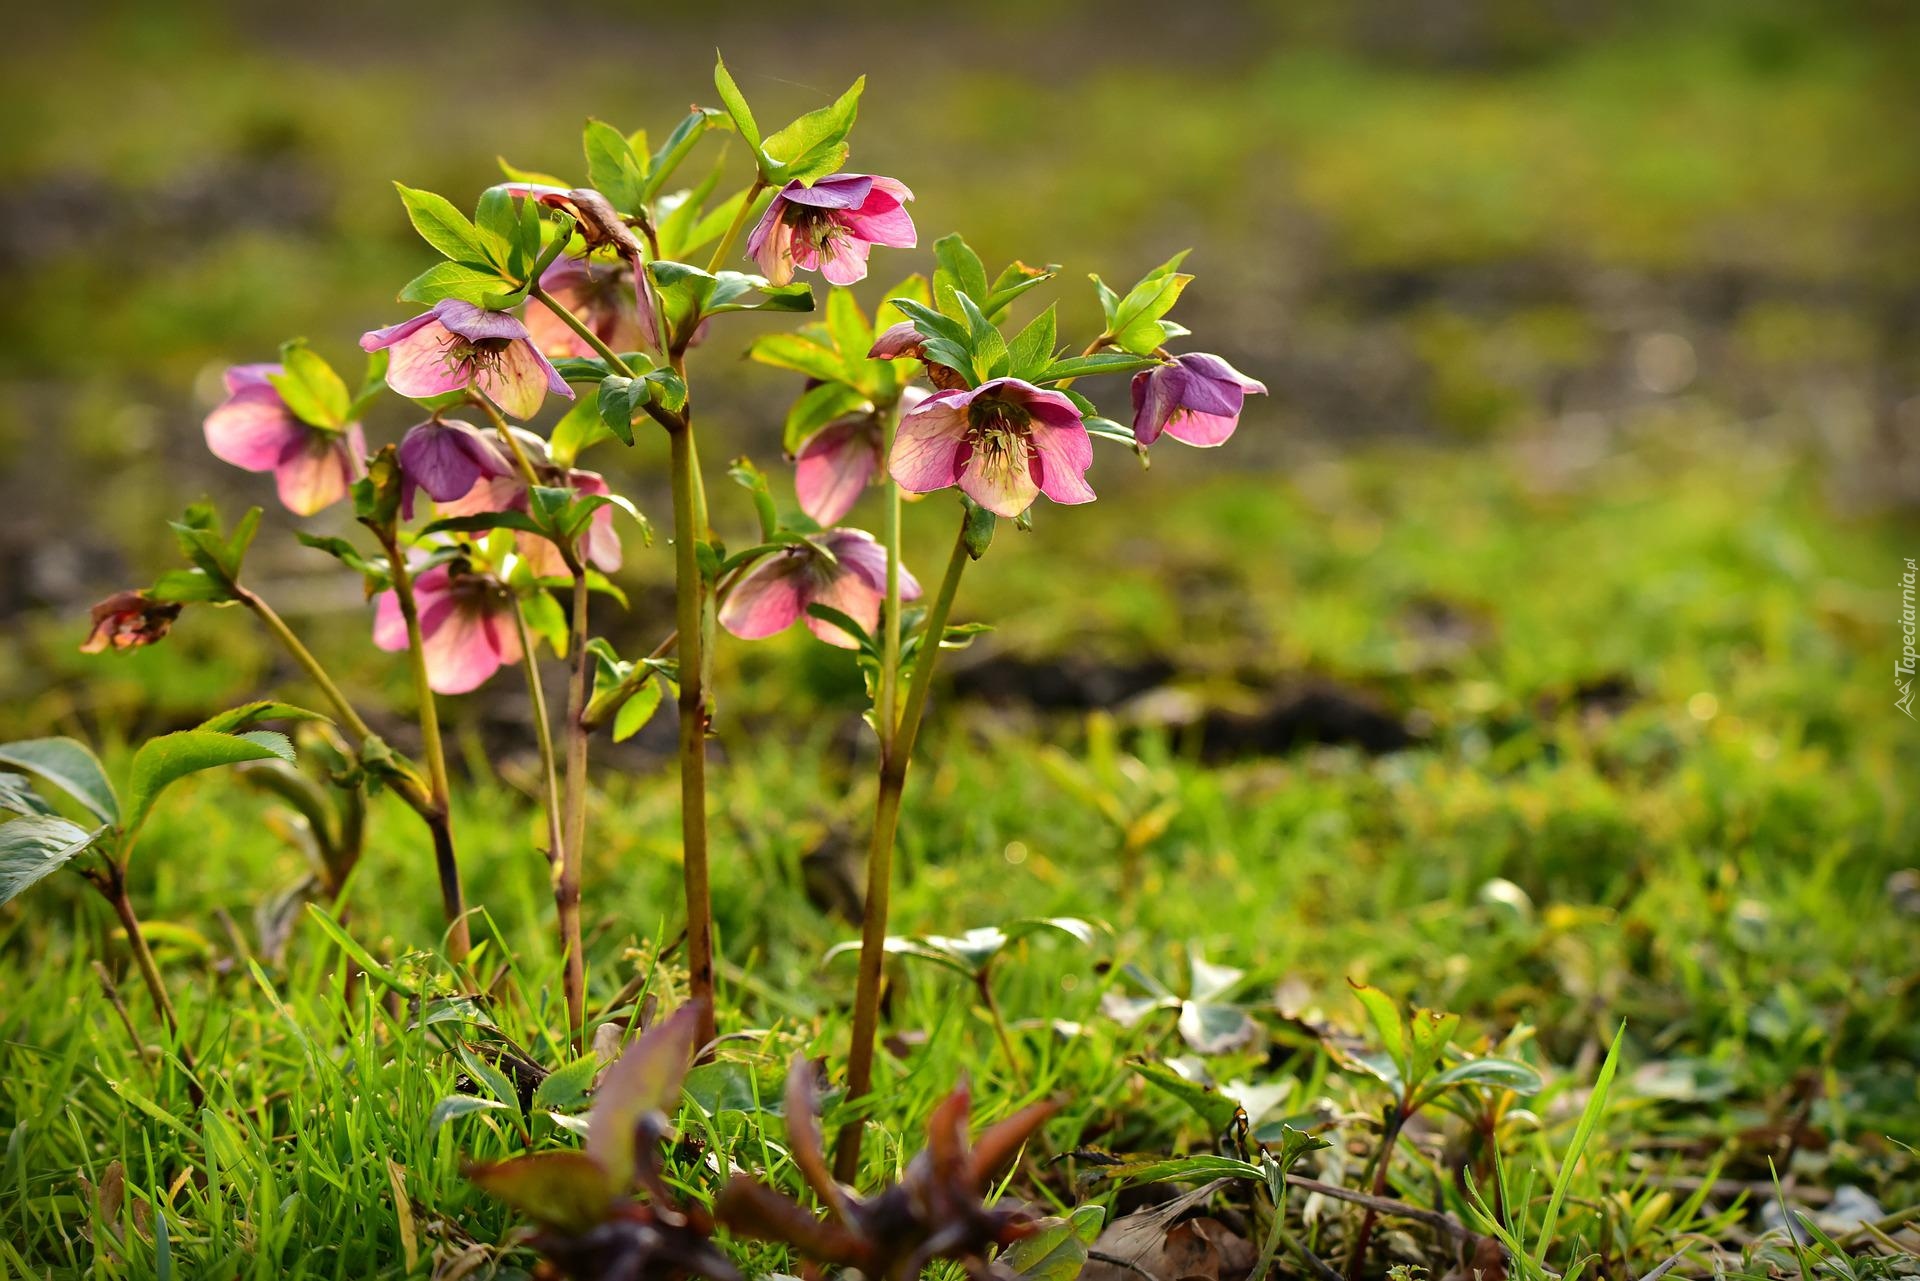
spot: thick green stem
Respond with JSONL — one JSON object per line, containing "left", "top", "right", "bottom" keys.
{"left": 833, "top": 512, "right": 973, "bottom": 1183}
{"left": 558, "top": 571, "right": 592, "bottom": 1053}
{"left": 669, "top": 421, "right": 717, "bottom": 1052}
{"left": 379, "top": 538, "right": 470, "bottom": 961}
{"left": 240, "top": 589, "right": 377, "bottom": 744}
{"left": 103, "top": 874, "right": 203, "bottom": 1109}
{"left": 512, "top": 597, "right": 579, "bottom": 1047}
{"left": 533, "top": 285, "right": 640, "bottom": 377}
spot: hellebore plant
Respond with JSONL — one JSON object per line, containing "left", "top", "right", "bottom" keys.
{"left": 63, "top": 56, "right": 1266, "bottom": 1237}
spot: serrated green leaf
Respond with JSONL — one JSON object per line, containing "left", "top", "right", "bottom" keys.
{"left": 0, "top": 738, "right": 119, "bottom": 825}
{"left": 0, "top": 815, "right": 103, "bottom": 905}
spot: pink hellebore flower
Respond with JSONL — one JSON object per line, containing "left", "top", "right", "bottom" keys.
{"left": 889, "top": 378, "right": 1096, "bottom": 519}
{"left": 372, "top": 563, "right": 522, "bottom": 695}
{"left": 523, "top": 253, "right": 648, "bottom": 360}
{"left": 719, "top": 529, "right": 920, "bottom": 649}
{"left": 360, "top": 300, "right": 572, "bottom": 420}
{"left": 747, "top": 174, "right": 915, "bottom": 288}
{"left": 203, "top": 364, "right": 366, "bottom": 516}
{"left": 1129, "top": 353, "right": 1268, "bottom": 448}
{"left": 795, "top": 387, "right": 929, "bottom": 526}
{"left": 395, "top": 418, "right": 514, "bottom": 518}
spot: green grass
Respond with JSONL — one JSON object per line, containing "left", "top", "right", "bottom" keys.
{"left": 4, "top": 418, "right": 1915, "bottom": 1276}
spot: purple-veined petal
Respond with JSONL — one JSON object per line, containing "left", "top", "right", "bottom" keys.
{"left": 982, "top": 378, "right": 1083, "bottom": 433}
{"left": 889, "top": 391, "right": 973, "bottom": 494}
{"left": 431, "top": 299, "right": 533, "bottom": 344}
{"left": 421, "top": 601, "right": 512, "bottom": 694}
{"left": 780, "top": 174, "right": 873, "bottom": 210}
{"left": 718, "top": 553, "right": 810, "bottom": 640}
{"left": 399, "top": 419, "right": 512, "bottom": 505}
{"left": 815, "top": 529, "right": 889, "bottom": 595}
{"left": 748, "top": 200, "right": 795, "bottom": 285}
{"left": 868, "top": 320, "right": 923, "bottom": 361}
{"left": 360, "top": 310, "right": 440, "bottom": 353}
{"left": 474, "top": 338, "right": 559, "bottom": 419}
{"left": 381, "top": 322, "right": 472, "bottom": 400}
{"left": 1028, "top": 418, "right": 1097, "bottom": 505}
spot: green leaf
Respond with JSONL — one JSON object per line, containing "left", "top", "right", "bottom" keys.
{"left": 963, "top": 502, "right": 997, "bottom": 560}
{"left": 1349, "top": 981, "right": 1409, "bottom": 1082}
{"left": 197, "top": 702, "right": 328, "bottom": 733}
{"left": 1178, "top": 1001, "right": 1258, "bottom": 1055}
{"left": 295, "top": 533, "right": 390, "bottom": 592}
{"left": 783, "top": 382, "right": 869, "bottom": 455}
{"left": 268, "top": 341, "right": 351, "bottom": 429}
{"left": 393, "top": 183, "right": 493, "bottom": 266}
{"left": 149, "top": 568, "right": 230, "bottom": 603}
{"left": 519, "top": 588, "right": 569, "bottom": 658}
{"left": 0, "top": 773, "right": 54, "bottom": 818}
{"left": 727, "top": 456, "right": 780, "bottom": 541}
{"left": 397, "top": 259, "right": 509, "bottom": 307}
{"left": 550, "top": 395, "right": 615, "bottom": 467}
{"left": 612, "top": 680, "right": 664, "bottom": 743}
{"left": 533, "top": 1056, "right": 603, "bottom": 1112}
{"left": 0, "top": 738, "right": 119, "bottom": 824}
{"left": 999, "top": 1205, "right": 1104, "bottom": 1281}
{"left": 1426, "top": 1057, "right": 1545, "bottom": 1097}
{"left": 1007, "top": 304, "right": 1058, "bottom": 380}
{"left": 712, "top": 54, "right": 762, "bottom": 153}
{"left": 583, "top": 118, "right": 646, "bottom": 211}
{"left": 1136, "top": 1060, "right": 1243, "bottom": 1133}
{"left": 0, "top": 815, "right": 103, "bottom": 905}
{"left": 933, "top": 234, "right": 991, "bottom": 320}
{"left": 1037, "top": 352, "right": 1164, "bottom": 383}
{"left": 430, "top": 1094, "right": 514, "bottom": 1130}
{"left": 748, "top": 333, "right": 848, "bottom": 384}
{"left": 596, "top": 375, "right": 648, "bottom": 446}
{"left": 644, "top": 108, "right": 725, "bottom": 204}
{"left": 123, "top": 730, "right": 295, "bottom": 838}
{"left": 762, "top": 75, "right": 864, "bottom": 184}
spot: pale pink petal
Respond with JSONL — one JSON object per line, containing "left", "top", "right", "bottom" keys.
{"left": 420, "top": 605, "right": 507, "bottom": 694}
{"left": 958, "top": 443, "right": 1041, "bottom": 518}
{"left": 1028, "top": 418, "right": 1097, "bottom": 505}
{"left": 795, "top": 420, "right": 877, "bottom": 525}
{"left": 382, "top": 322, "right": 470, "bottom": 400}
{"left": 817, "top": 234, "right": 872, "bottom": 286}
{"left": 204, "top": 389, "right": 305, "bottom": 472}
{"left": 1162, "top": 409, "right": 1242, "bottom": 447}
{"left": 804, "top": 568, "right": 883, "bottom": 649}
{"left": 372, "top": 589, "right": 408, "bottom": 652}
{"left": 524, "top": 288, "right": 593, "bottom": 359}
{"left": 749, "top": 204, "right": 796, "bottom": 285}
{"left": 889, "top": 392, "right": 972, "bottom": 494}
{"left": 514, "top": 532, "right": 568, "bottom": 580}
{"left": 474, "top": 338, "right": 560, "bottom": 419}
{"left": 373, "top": 564, "right": 450, "bottom": 652}
{"left": 438, "top": 474, "right": 524, "bottom": 517}
{"left": 359, "top": 311, "right": 440, "bottom": 353}
{"left": 272, "top": 425, "right": 363, "bottom": 516}
{"left": 718, "top": 554, "right": 809, "bottom": 640}
{"left": 814, "top": 529, "right": 888, "bottom": 594}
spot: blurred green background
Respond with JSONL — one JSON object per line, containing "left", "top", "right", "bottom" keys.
{"left": 1, "top": 0, "right": 1917, "bottom": 756}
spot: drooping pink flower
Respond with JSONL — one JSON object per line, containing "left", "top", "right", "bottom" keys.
{"left": 203, "top": 364, "right": 366, "bottom": 516}
{"left": 794, "top": 387, "right": 928, "bottom": 525}
{"left": 1129, "top": 353, "right": 1268, "bottom": 448}
{"left": 889, "top": 378, "right": 1096, "bottom": 518}
{"left": 395, "top": 418, "right": 514, "bottom": 518}
{"left": 372, "top": 562, "right": 522, "bottom": 694}
{"left": 438, "top": 465, "right": 624, "bottom": 578}
{"left": 522, "top": 253, "right": 649, "bottom": 360}
{"left": 747, "top": 174, "right": 915, "bottom": 287}
{"left": 360, "top": 300, "right": 571, "bottom": 420}
{"left": 719, "top": 529, "right": 919, "bottom": 649}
